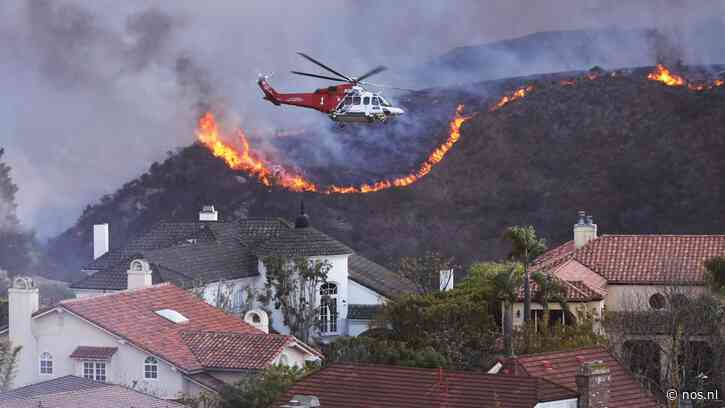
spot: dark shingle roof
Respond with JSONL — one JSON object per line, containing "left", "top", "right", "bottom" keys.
{"left": 254, "top": 226, "right": 353, "bottom": 257}
{"left": 347, "top": 304, "right": 383, "bottom": 320}
{"left": 0, "top": 376, "right": 185, "bottom": 407}
{"left": 348, "top": 255, "right": 417, "bottom": 298}
{"left": 276, "top": 363, "right": 578, "bottom": 408}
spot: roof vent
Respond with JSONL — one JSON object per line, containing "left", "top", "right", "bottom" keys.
{"left": 295, "top": 201, "right": 310, "bottom": 229}
{"left": 155, "top": 309, "right": 189, "bottom": 324}
{"left": 199, "top": 205, "right": 219, "bottom": 222}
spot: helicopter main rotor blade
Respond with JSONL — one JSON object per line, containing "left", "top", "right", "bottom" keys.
{"left": 360, "top": 81, "right": 416, "bottom": 92}
{"left": 291, "top": 71, "right": 348, "bottom": 82}
{"left": 297, "top": 52, "right": 352, "bottom": 82}
{"left": 355, "top": 65, "right": 387, "bottom": 82}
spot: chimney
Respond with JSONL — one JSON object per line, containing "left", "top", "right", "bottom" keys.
{"left": 573, "top": 211, "right": 597, "bottom": 249}
{"left": 127, "top": 259, "right": 153, "bottom": 290}
{"left": 9, "top": 277, "right": 40, "bottom": 387}
{"left": 93, "top": 224, "right": 110, "bottom": 260}
{"left": 199, "top": 205, "right": 219, "bottom": 222}
{"left": 295, "top": 201, "right": 310, "bottom": 229}
{"left": 244, "top": 309, "right": 270, "bottom": 333}
{"left": 440, "top": 269, "right": 454, "bottom": 291}
{"left": 576, "top": 360, "right": 610, "bottom": 408}
{"left": 280, "top": 396, "right": 320, "bottom": 408}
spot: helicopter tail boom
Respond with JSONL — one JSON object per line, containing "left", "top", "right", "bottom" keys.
{"left": 257, "top": 76, "right": 282, "bottom": 106}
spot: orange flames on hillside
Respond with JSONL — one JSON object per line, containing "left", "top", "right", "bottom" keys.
{"left": 196, "top": 105, "right": 472, "bottom": 194}
{"left": 490, "top": 85, "right": 535, "bottom": 111}
{"left": 647, "top": 64, "right": 685, "bottom": 86}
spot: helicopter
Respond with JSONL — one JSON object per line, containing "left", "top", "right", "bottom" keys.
{"left": 257, "top": 53, "right": 406, "bottom": 124}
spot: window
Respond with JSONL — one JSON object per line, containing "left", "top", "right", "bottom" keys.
{"left": 319, "top": 283, "right": 338, "bottom": 334}
{"left": 40, "top": 352, "right": 53, "bottom": 376}
{"left": 83, "top": 361, "right": 106, "bottom": 382}
{"left": 154, "top": 309, "right": 189, "bottom": 324}
{"left": 363, "top": 97, "right": 370, "bottom": 105}
{"left": 144, "top": 357, "right": 158, "bottom": 380}
{"left": 352, "top": 97, "right": 361, "bottom": 105}
{"left": 372, "top": 97, "right": 379, "bottom": 106}
{"left": 344, "top": 97, "right": 352, "bottom": 105}
{"left": 378, "top": 96, "right": 390, "bottom": 107}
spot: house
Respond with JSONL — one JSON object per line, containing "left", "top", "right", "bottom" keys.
{"left": 7, "top": 276, "right": 320, "bottom": 398}
{"left": 490, "top": 346, "right": 659, "bottom": 408}
{"left": 510, "top": 211, "right": 725, "bottom": 330}
{"left": 0, "top": 375, "right": 186, "bottom": 408}
{"left": 71, "top": 205, "right": 417, "bottom": 338}
{"left": 275, "top": 363, "right": 580, "bottom": 408}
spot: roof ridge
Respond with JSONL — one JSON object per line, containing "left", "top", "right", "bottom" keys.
{"left": 60, "top": 283, "right": 173, "bottom": 306}
{"left": 181, "top": 330, "right": 289, "bottom": 339}
{"left": 514, "top": 345, "right": 608, "bottom": 360}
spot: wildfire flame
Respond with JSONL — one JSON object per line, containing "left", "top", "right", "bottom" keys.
{"left": 196, "top": 105, "right": 472, "bottom": 194}
{"left": 490, "top": 85, "right": 535, "bottom": 112}
{"left": 647, "top": 64, "right": 686, "bottom": 86}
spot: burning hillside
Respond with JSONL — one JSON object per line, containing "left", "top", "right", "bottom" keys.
{"left": 196, "top": 105, "right": 472, "bottom": 194}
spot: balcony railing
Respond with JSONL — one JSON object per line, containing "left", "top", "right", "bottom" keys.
{"left": 319, "top": 319, "right": 348, "bottom": 336}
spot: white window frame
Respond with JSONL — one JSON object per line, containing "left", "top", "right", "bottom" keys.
{"left": 144, "top": 356, "right": 159, "bottom": 380}
{"left": 82, "top": 360, "right": 107, "bottom": 382}
{"left": 320, "top": 282, "right": 339, "bottom": 334}
{"left": 39, "top": 352, "right": 53, "bottom": 376}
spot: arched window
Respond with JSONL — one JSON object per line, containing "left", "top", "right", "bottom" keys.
{"left": 144, "top": 357, "right": 158, "bottom": 380}
{"left": 40, "top": 352, "right": 53, "bottom": 375}
{"left": 319, "top": 283, "right": 338, "bottom": 334}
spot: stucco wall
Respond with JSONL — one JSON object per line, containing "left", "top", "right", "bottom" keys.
{"left": 605, "top": 284, "right": 707, "bottom": 311}
{"left": 20, "top": 310, "right": 185, "bottom": 398}
{"left": 348, "top": 280, "right": 385, "bottom": 305}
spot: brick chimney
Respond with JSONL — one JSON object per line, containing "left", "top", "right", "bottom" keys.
{"left": 573, "top": 211, "right": 597, "bottom": 249}
{"left": 93, "top": 223, "right": 110, "bottom": 260}
{"left": 576, "top": 360, "right": 610, "bottom": 408}
{"left": 199, "top": 205, "right": 219, "bottom": 222}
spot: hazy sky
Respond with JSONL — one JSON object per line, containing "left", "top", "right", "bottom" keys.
{"left": 2, "top": 0, "right": 724, "bottom": 238}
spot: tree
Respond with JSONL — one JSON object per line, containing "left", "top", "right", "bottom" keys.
{"left": 214, "top": 364, "right": 311, "bottom": 408}
{"left": 323, "top": 336, "right": 447, "bottom": 369}
{"left": 488, "top": 262, "right": 524, "bottom": 357}
{"left": 261, "top": 256, "right": 331, "bottom": 343}
{"left": 397, "top": 251, "right": 453, "bottom": 294}
{"left": 503, "top": 226, "right": 547, "bottom": 323}
{"left": 0, "top": 148, "right": 33, "bottom": 276}
{"left": 0, "top": 339, "right": 21, "bottom": 391}
{"left": 531, "top": 271, "right": 568, "bottom": 333}
{"left": 705, "top": 256, "right": 725, "bottom": 296}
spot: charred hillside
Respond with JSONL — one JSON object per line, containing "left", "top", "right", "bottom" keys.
{"left": 48, "top": 68, "right": 725, "bottom": 281}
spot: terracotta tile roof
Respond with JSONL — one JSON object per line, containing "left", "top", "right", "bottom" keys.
{"left": 499, "top": 346, "right": 658, "bottom": 408}
{"left": 69, "top": 346, "right": 118, "bottom": 360}
{"left": 181, "top": 331, "right": 291, "bottom": 370}
{"left": 0, "top": 375, "right": 185, "bottom": 408}
{"left": 575, "top": 235, "right": 725, "bottom": 284}
{"left": 532, "top": 235, "right": 725, "bottom": 285}
{"left": 52, "top": 284, "right": 296, "bottom": 373}
{"left": 517, "top": 275, "right": 603, "bottom": 302}
{"left": 348, "top": 254, "right": 417, "bottom": 298}
{"left": 277, "top": 363, "right": 578, "bottom": 408}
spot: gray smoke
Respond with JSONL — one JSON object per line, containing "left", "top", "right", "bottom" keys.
{"left": 2, "top": 0, "right": 725, "bottom": 238}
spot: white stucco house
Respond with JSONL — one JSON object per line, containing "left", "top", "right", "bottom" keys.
{"left": 70, "top": 205, "right": 417, "bottom": 339}
{"left": 7, "top": 276, "right": 320, "bottom": 398}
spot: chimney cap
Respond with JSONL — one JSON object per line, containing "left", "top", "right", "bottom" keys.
{"left": 577, "top": 210, "right": 586, "bottom": 224}
{"left": 12, "top": 276, "right": 36, "bottom": 290}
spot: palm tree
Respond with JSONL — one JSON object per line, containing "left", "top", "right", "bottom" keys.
{"left": 504, "top": 226, "right": 547, "bottom": 323}
{"left": 493, "top": 263, "right": 524, "bottom": 357}
{"left": 531, "top": 271, "right": 568, "bottom": 333}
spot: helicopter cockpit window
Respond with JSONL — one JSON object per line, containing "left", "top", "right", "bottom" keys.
{"left": 372, "top": 97, "right": 379, "bottom": 106}
{"left": 363, "top": 97, "right": 370, "bottom": 105}
{"left": 378, "top": 96, "right": 390, "bottom": 107}
{"left": 353, "top": 97, "right": 361, "bottom": 105}
{"left": 344, "top": 97, "right": 352, "bottom": 105}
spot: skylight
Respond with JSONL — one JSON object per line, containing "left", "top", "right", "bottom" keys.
{"left": 154, "top": 309, "right": 189, "bottom": 324}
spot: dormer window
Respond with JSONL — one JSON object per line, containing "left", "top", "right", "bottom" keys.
{"left": 154, "top": 309, "right": 189, "bottom": 324}
{"left": 40, "top": 352, "right": 53, "bottom": 375}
